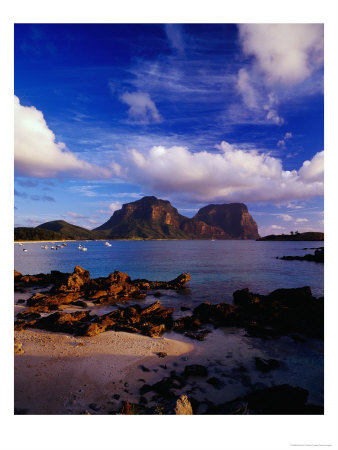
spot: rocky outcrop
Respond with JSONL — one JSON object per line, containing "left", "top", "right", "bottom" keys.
{"left": 194, "top": 203, "right": 260, "bottom": 239}
{"left": 15, "top": 266, "right": 191, "bottom": 311}
{"left": 172, "top": 286, "right": 323, "bottom": 340}
{"left": 277, "top": 247, "right": 324, "bottom": 263}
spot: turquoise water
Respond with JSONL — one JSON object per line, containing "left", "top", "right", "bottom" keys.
{"left": 14, "top": 240, "right": 324, "bottom": 305}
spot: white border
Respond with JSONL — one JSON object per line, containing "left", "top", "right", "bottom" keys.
{"left": 2, "top": 1, "right": 338, "bottom": 449}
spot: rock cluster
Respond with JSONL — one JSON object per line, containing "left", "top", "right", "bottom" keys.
{"left": 15, "top": 265, "right": 190, "bottom": 311}
{"left": 172, "top": 286, "right": 323, "bottom": 340}
{"left": 277, "top": 247, "right": 324, "bottom": 263}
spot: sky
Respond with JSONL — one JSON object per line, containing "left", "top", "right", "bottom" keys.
{"left": 14, "top": 23, "right": 324, "bottom": 235}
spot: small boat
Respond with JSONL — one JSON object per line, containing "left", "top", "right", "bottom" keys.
{"left": 23, "top": 249, "right": 28, "bottom": 252}
{"left": 78, "top": 244, "right": 83, "bottom": 250}
{"left": 44, "top": 245, "right": 49, "bottom": 249}
{"left": 51, "top": 246, "right": 56, "bottom": 250}
{"left": 18, "top": 243, "right": 23, "bottom": 246}
{"left": 80, "top": 247, "right": 88, "bottom": 252}
{"left": 105, "top": 241, "right": 112, "bottom": 247}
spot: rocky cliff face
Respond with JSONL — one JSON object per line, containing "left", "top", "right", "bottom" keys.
{"left": 95, "top": 197, "right": 260, "bottom": 240}
{"left": 194, "top": 203, "right": 260, "bottom": 239}
{"left": 94, "top": 196, "right": 191, "bottom": 239}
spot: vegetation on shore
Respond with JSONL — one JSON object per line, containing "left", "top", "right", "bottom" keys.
{"left": 257, "top": 231, "right": 324, "bottom": 241}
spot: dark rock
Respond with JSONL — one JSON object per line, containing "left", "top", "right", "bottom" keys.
{"left": 88, "top": 403, "right": 101, "bottom": 412}
{"left": 254, "top": 357, "right": 280, "bottom": 373}
{"left": 207, "top": 399, "right": 249, "bottom": 415}
{"left": 16, "top": 309, "right": 41, "bottom": 320}
{"left": 180, "top": 306, "right": 190, "bottom": 311}
{"left": 184, "top": 330, "right": 210, "bottom": 341}
{"left": 183, "top": 364, "right": 208, "bottom": 378}
{"left": 17, "top": 299, "right": 25, "bottom": 304}
{"left": 245, "top": 384, "right": 309, "bottom": 414}
{"left": 206, "top": 377, "right": 223, "bottom": 388}
{"left": 139, "top": 365, "right": 150, "bottom": 372}
{"left": 157, "top": 352, "right": 167, "bottom": 358}
{"left": 33, "top": 310, "right": 93, "bottom": 334}
{"left": 71, "top": 300, "right": 88, "bottom": 308}
{"left": 112, "top": 394, "right": 120, "bottom": 400}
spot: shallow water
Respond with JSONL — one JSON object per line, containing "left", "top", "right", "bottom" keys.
{"left": 14, "top": 240, "right": 324, "bottom": 304}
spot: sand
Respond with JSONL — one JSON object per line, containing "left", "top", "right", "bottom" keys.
{"left": 14, "top": 329, "right": 193, "bottom": 414}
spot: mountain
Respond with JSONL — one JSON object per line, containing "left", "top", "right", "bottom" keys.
{"left": 257, "top": 232, "right": 324, "bottom": 241}
{"left": 15, "top": 197, "right": 261, "bottom": 241}
{"left": 36, "top": 220, "right": 99, "bottom": 240}
{"left": 94, "top": 196, "right": 192, "bottom": 239}
{"left": 194, "top": 203, "right": 260, "bottom": 239}
{"left": 94, "top": 196, "right": 259, "bottom": 240}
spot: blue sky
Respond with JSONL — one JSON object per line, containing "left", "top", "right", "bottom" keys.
{"left": 14, "top": 23, "right": 324, "bottom": 235}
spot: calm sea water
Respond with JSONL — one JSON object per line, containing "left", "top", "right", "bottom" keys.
{"left": 14, "top": 240, "right": 324, "bottom": 306}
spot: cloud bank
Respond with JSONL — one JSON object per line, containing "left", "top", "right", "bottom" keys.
{"left": 14, "top": 96, "right": 111, "bottom": 178}
{"left": 125, "top": 142, "right": 323, "bottom": 204}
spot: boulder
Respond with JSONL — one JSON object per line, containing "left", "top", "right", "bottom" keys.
{"left": 183, "top": 364, "right": 208, "bottom": 378}
{"left": 244, "top": 384, "right": 309, "bottom": 414}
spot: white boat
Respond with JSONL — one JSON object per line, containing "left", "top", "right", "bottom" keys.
{"left": 23, "top": 249, "right": 27, "bottom": 252}
{"left": 18, "top": 243, "right": 23, "bottom": 246}
{"left": 105, "top": 241, "right": 112, "bottom": 247}
{"left": 80, "top": 247, "right": 88, "bottom": 252}
{"left": 51, "top": 246, "right": 56, "bottom": 250}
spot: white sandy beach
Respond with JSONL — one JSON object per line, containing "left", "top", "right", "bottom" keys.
{"left": 14, "top": 329, "right": 193, "bottom": 414}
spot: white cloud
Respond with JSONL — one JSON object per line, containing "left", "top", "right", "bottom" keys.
{"left": 295, "top": 218, "right": 309, "bottom": 223}
{"left": 299, "top": 150, "right": 324, "bottom": 182}
{"left": 120, "top": 91, "right": 162, "bottom": 124}
{"left": 236, "top": 68, "right": 258, "bottom": 109}
{"left": 277, "top": 131, "right": 293, "bottom": 148}
{"left": 109, "top": 201, "right": 122, "bottom": 213}
{"left": 238, "top": 24, "right": 323, "bottom": 86}
{"left": 14, "top": 96, "right": 111, "bottom": 179}
{"left": 124, "top": 141, "right": 324, "bottom": 204}
{"left": 263, "top": 93, "right": 284, "bottom": 125}
{"left": 271, "top": 225, "right": 285, "bottom": 230}
{"left": 278, "top": 214, "right": 293, "bottom": 222}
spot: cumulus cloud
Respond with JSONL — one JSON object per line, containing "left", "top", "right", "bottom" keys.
{"left": 120, "top": 91, "right": 162, "bottom": 124}
{"left": 14, "top": 96, "right": 111, "bottom": 179}
{"left": 238, "top": 24, "right": 324, "bottom": 85}
{"left": 124, "top": 141, "right": 323, "bottom": 204}
{"left": 299, "top": 150, "right": 324, "bottom": 182}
